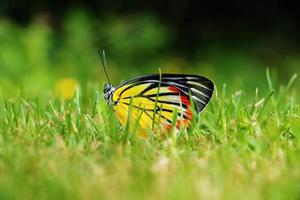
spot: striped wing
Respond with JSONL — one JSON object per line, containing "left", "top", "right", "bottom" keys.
{"left": 111, "top": 74, "right": 214, "bottom": 136}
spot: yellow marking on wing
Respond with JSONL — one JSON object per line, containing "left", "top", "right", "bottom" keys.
{"left": 112, "top": 83, "right": 151, "bottom": 102}
{"left": 115, "top": 103, "right": 168, "bottom": 134}
{"left": 142, "top": 87, "right": 170, "bottom": 96}
{"left": 112, "top": 83, "right": 191, "bottom": 137}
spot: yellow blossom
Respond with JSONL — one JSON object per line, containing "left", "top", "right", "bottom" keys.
{"left": 55, "top": 78, "right": 79, "bottom": 100}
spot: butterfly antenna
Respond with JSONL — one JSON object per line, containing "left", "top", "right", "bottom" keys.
{"left": 99, "top": 49, "right": 111, "bottom": 84}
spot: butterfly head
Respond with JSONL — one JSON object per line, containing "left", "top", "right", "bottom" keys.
{"left": 103, "top": 83, "right": 115, "bottom": 104}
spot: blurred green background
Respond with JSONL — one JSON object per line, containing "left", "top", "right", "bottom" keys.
{"left": 0, "top": 1, "right": 299, "bottom": 98}
{"left": 1, "top": 3, "right": 300, "bottom": 200}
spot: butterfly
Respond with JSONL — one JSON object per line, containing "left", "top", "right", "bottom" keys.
{"left": 100, "top": 50, "right": 214, "bottom": 137}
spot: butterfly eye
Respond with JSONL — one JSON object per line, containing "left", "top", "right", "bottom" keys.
{"left": 103, "top": 83, "right": 112, "bottom": 93}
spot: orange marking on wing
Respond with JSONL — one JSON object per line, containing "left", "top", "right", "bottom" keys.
{"left": 168, "top": 86, "right": 190, "bottom": 105}
{"left": 176, "top": 119, "right": 190, "bottom": 128}
{"left": 168, "top": 86, "right": 193, "bottom": 127}
{"left": 165, "top": 124, "right": 173, "bottom": 132}
{"left": 180, "top": 95, "right": 190, "bottom": 106}
{"left": 176, "top": 120, "right": 181, "bottom": 128}
{"left": 183, "top": 119, "right": 190, "bottom": 126}
{"left": 168, "top": 86, "right": 180, "bottom": 93}
{"left": 186, "top": 109, "right": 192, "bottom": 120}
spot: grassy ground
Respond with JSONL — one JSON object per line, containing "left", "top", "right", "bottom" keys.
{"left": 0, "top": 69, "right": 300, "bottom": 200}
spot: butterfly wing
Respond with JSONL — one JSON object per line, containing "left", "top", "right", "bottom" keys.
{"left": 111, "top": 74, "right": 214, "bottom": 136}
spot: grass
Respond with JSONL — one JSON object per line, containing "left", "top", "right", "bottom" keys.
{"left": 0, "top": 70, "right": 300, "bottom": 200}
